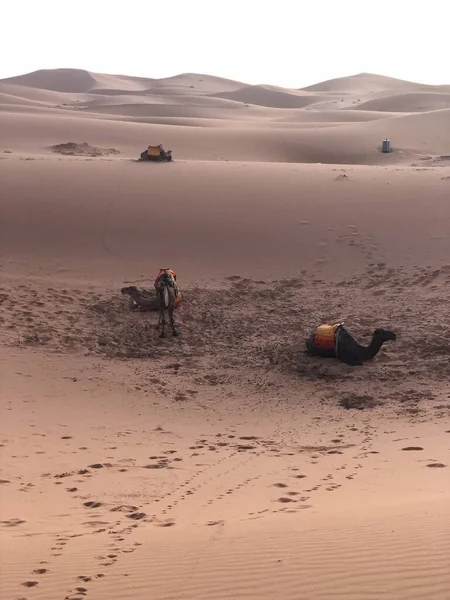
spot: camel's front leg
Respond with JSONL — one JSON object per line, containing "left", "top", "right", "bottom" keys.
{"left": 170, "top": 306, "right": 179, "bottom": 337}
{"left": 159, "top": 310, "right": 167, "bottom": 338}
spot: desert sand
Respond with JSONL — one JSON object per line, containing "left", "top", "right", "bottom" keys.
{"left": 0, "top": 68, "right": 449, "bottom": 600}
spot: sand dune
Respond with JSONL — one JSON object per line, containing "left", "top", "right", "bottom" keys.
{"left": 2, "top": 68, "right": 449, "bottom": 165}
{"left": 146, "top": 72, "right": 245, "bottom": 93}
{"left": 355, "top": 91, "right": 450, "bottom": 112}
{"left": 1, "top": 67, "right": 450, "bottom": 600}
{"left": 2, "top": 107, "right": 448, "bottom": 163}
{"left": 0, "top": 91, "right": 54, "bottom": 108}
{"left": 275, "top": 108, "right": 398, "bottom": 123}
{"left": 212, "top": 85, "right": 326, "bottom": 108}
{"left": 0, "top": 81, "right": 93, "bottom": 105}
{"left": 0, "top": 68, "right": 154, "bottom": 93}
{"left": 357, "top": 108, "right": 450, "bottom": 154}
{"left": 301, "top": 72, "right": 450, "bottom": 94}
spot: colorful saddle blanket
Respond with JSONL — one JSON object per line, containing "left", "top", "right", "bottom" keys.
{"left": 154, "top": 269, "right": 182, "bottom": 307}
{"left": 313, "top": 323, "right": 344, "bottom": 353}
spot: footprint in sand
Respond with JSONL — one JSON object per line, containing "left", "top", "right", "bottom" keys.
{"left": 83, "top": 501, "right": 102, "bottom": 509}
{"left": 1, "top": 518, "right": 26, "bottom": 527}
{"left": 110, "top": 505, "right": 139, "bottom": 514}
{"left": 157, "top": 520, "right": 175, "bottom": 527}
{"left": 66, "top": 586, "right": 88, "bottom": 599}
{"left": 126, "top": 512, "right": 146, "bottom": 520}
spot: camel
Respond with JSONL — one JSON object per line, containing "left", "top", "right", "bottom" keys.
{"left": 121, "top": 279, "right": 181, "bottom": 338}
{"left": 121, "top": 286, "right": 159, "bottom": 311}
{"left": 154, "top": 276, "right": 179, "bottom": 338}
{"left": 305, "top": 324, "right": 396, "bottom": 366}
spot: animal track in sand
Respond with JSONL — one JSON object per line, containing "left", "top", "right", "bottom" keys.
{"left": 65, "top": 585, "right": 89, "bottom": 600}
{"left": 1, "top": 518, "right": 26, "bottom": 527}
{"left": 157, "top": 520, "right": 176, "bottom": 527}
{"left": 402, "top": 446, "right": 424, "bottom": 451}
{"left": 83, "top": 501, "right": 102, "bottom": 508}
{"left": 126, "top": 512, "right": 146, "bottom": 520}
{"left": 82, "top": 521, "right": 110, "bottom": 528}
{"left": 110, "top": 505, "right": 139, "bottom": 514}
{"left": 326, "top": 484, "right": 342, "bottom": 492}
{"left": 426, "top": 462, "right": 446, "bottom": 468}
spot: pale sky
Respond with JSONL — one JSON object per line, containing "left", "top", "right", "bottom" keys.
{"left": 2, "top": 0, "right": 448, "bottom": 88}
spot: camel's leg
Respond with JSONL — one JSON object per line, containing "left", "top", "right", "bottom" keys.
{"left": 159, "top": 309, "right": 167, "bottom": 338}
{"left": 170, "top": 303, "right": 179, "bottom": 336}
{"left": 156, "top": 290, "right": 163, "bottom": 330}
{"left": 340, "top": 350, "right": 363, "bottom": 366}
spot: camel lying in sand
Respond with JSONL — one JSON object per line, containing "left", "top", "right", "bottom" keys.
{"left": 121, "top": 286, "right": 159, "bottom": 311}
{"left": 306, "top": 323, "right": 396, "bottom": 366}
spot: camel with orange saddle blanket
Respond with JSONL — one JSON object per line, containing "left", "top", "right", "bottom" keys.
{"left": 138, "top": 144, "right": 173, "bottom": 162}
{"left": 306, "top": 322, "right": 396, "bottom": 366}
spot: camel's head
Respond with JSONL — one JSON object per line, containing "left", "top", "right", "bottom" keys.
{"left": 373, "top": 328, "right": 397, "bottom": 343}
{"left": 121, "top": 286, "right": 137, "bottom": 296}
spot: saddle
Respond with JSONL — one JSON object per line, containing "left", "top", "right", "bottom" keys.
{"left": 147, "top": 144, "right": 163, "bottom": 157}
{"left": 308, "top": 322, "right": 344, "bottom": 356}
{"left": 154, "top": 269, "right": 182, "bottom": 307}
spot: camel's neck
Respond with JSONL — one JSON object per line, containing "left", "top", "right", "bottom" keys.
{"left": 357, "top": 335, "right": 384, "bottom": 360}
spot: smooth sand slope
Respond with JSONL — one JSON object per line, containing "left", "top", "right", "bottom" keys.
{"left": 2, "top": 159, "right": 450, "bottom": 282}
{"left": 1, "top": 68, "right": 450, "bottom": 600}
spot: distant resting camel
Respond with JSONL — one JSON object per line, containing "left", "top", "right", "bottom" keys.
{"left": 121, "top": 286, "right": 159, "bottom": 311}
{"left": 121, "top": 283, "right": 180, "bottom": 338}
{"left": 305, "top": 324, "right": 396, "bottom": 366}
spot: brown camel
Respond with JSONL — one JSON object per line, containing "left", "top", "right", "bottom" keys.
{"left": 121, "top": 282, "right": 180, "bottom": 338}
{"left": 155, "top": 277, "right": 179, "bottom": 338}
{"left": 120, "top": 286, "right": 159, "bottom": 311}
